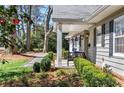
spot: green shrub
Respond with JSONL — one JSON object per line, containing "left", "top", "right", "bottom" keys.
{"left": 48, "top": 52, "right": 54, "bottom": 60}
{"left": 63, "top": 51, "right": 68, "bottom": 59}
{"left": 41, "top": 56, "right": 51, "bottom": 72}
{"left": 62, "top": 49, "right": 68, "bottom": 59}
{"left": 33, "top": 62, "right": 41, "bottom": 73}
{"left": 74, "top": 57, "right": 93, "bottom": 74}
{"left": 74, "top": 57, "right": 118, "bottom": 87}
{"left": 56, "top": 69, "right": 67, "bottom": 77}
{"left": 39, "top": 72, "right": 49, "bottom": 79}
{"left": 56, "top": 80, "right": 69, "bottom": 87}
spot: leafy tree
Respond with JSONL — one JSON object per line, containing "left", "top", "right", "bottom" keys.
{"left": 0, "top": 5, "right": 34, "bottom": 53}
{"left": 0, "top": 5, "right": 19, "bottom": 54}
{"left": 31, "top": 25, "right": 44, "bottom": 51}
{"left": 48, "top": 32, "right": 57, "bottom": 52}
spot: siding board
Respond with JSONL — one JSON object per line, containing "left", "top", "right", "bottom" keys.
{"left": 95, "top": 20, "right": 124, "bottom": 76}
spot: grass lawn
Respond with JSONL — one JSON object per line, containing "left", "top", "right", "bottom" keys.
{"left": 0, "top": 59, "right": 32, "bottom": 82}
{"left": 0, "top": 60, "right": 27, "bottom": 71}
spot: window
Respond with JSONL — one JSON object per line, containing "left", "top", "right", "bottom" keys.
{"left": 113, "top": 15, "right": 124, "bottom": 56}
{"left": 96, "top": 26, "right": 102, "bottom": 46}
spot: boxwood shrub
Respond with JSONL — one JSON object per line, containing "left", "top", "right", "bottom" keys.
{"left": 41, "top": 55, "right": 51, "bottom": 72}
{"left": 33, "top": 62, "right": 41, "bottom": 73}
{"left": 48, "top": 52, "right": 54, "bottom": 60}
{"left": 74, "top": 57, "right": 118, "bottom": 87}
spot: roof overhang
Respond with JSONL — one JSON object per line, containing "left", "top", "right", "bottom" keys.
{"left": 89, "top": 5, "right": 124, "bottom": 24}
{"left": 52, "top": 5, "right": 107, "bottom": 24}
{"left": 52, "top": 5, "right": 124, "bottom": 38}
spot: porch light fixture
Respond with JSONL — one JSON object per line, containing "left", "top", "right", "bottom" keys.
{"left": 80, "top": 35, "right": 84, "bottom": 40}
{"left": 86, "top": 33, "right": 90, "bottom": 38}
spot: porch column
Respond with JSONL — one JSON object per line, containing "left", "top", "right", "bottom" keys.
{"left": 69, "top": 38, "right": 73, "bottom": 52}
{"left": 56, "top": 23, "right": 62, "bottom": 67}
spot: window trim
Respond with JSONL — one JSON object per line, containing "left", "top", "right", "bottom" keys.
{"left": 113, "top": 16, "right": 124, "bottom": 57}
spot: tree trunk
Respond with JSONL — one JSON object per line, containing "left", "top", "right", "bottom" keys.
{"left": 43, "top": 18, "right": 48, "bottom": 53}
{"left": 20, "top": 6, "right": 26, "bottom": 37}
{"left": 26, "top": 5, "right": 32, "bottom": 51}
{"left": 43, "top": 6, "right": 53, "bottom": 53}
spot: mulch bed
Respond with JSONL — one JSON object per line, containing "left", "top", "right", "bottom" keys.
{"left": 0, "top": 68, "right": 83, "bottom": 87}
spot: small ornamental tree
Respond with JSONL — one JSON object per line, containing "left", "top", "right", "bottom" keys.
{"left": 0, "top": 6, "right": 19, "bottom": 54}
{"left": 0, "top": 5, "right": 33, "bottom": 53}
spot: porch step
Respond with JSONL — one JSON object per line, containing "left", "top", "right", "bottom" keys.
{"left": 54, "top": 59, "right": 74, "bottom": 68}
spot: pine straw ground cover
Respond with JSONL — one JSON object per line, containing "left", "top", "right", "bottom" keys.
{"left": 0, "top": 68, "right": 83, "bottom": 87}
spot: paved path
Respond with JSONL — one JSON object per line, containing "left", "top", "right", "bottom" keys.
{"left": 23, "top": 52, "right": 47, "bottom": 67}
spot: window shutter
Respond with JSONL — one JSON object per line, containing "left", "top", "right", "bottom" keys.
{"left": 102, "top": 24, "right": 105, "bottom": 47}
{"left": 93, "top": 28, "right": 96, "bottom": 47}
{"left": 109, "top": 20, "right": 114, "bottom": 56}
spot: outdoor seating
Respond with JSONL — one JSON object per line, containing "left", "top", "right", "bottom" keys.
{"left": 67, "top": 51, "right": 86, "bottom": 66}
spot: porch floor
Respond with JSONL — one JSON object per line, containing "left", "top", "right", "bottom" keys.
{"left": 55, "top": 59, "right": 75, "bottom": 68}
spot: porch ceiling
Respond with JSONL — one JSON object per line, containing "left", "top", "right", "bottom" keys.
{"left": 52, "top": 5, "right": 124, "bottom": 38}
{"left": 65, "top": 31, "right": 82, "bottom": 39}
{"left": 52, "top": 5, "right": 105, "bottom": 23}
{"left": 52, "top": 5, "right": 108, "bottom": 33}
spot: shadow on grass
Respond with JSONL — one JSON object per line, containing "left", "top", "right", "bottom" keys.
{"left": 19, "top": 53, "right": 43, "bottom": 58}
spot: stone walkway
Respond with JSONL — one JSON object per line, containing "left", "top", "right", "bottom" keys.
{"left": 23, "top": 52, "right": 47, "bottom": 67}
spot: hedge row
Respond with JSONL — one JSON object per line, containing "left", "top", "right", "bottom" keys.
{"left": 74, "top": 57, "right": 118, "bottom": 87}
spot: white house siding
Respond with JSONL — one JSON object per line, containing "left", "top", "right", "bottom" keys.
{"left": 88, "top": 29, "right": 96, "bottom": 62}
{"left": 96, "top": 21, "right": 124, "bottom": 76}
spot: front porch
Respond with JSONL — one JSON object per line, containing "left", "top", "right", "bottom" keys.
{"left": 52, "top": 5, "right": 106, "bottom": 67}
{"left": 55, "top": 59, "right": 74, "bottom": 68}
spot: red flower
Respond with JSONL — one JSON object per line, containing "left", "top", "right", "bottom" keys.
{"left": 0, "top": 19, "right": 5, "bottom": 25}
{"left": 12, "top": 18, "right": 20, "bottom": 25}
